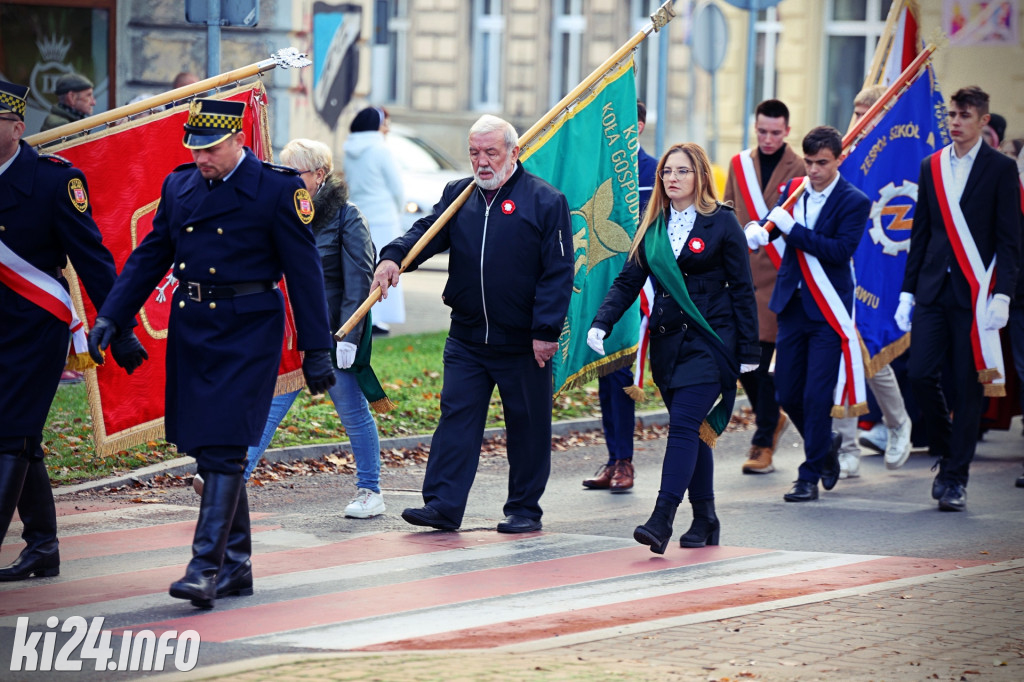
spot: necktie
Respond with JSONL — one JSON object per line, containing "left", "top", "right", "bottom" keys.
{"left": 208, "top": 179, "right": 223, "bottom": 190}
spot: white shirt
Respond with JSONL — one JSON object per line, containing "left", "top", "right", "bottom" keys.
{"left": 667, "top": 203, "right": 697, "bottom": 258}
{"left": 799, "top": 171, "right": 841, "bottom": 232}
{"left": 0, "top": 144, "right": 20, "bottom": 177}
{"left": 949, "top": 137, "right": 982, "bottom": 203}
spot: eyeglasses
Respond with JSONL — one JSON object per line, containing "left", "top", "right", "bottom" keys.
{"left": 295, "top": 169, "right": 316, "bottom": 175}
{"left": 660, "top": 167, "right": 695, "bottom": 179}
{"left": 0, "top": 116, "right": 20, "bottom": 123}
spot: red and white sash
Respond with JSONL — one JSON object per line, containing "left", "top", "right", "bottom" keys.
{"left": 732, "top": 148, "right": 785, "bottom": 268}
{"left": 931, "top": 147, "right": 1004, "bottom": 391}
{"left": 629, "top": 277, "right": 656, "bottom": 394}
{"left": 0, "top": 239, "right": 90, "bottom": 366}
{"left": 788, "top": 177, "right": 869, "bottom": 417}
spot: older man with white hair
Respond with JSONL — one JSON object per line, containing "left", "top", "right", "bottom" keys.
{"left": 372, "top": 114, "right": 574, "bottom": 533}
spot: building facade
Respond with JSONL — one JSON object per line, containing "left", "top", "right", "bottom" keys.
{"left": 1, "top": 0, "right": 1021, "bottom": 165}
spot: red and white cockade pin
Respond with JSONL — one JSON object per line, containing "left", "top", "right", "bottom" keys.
{"left": 501, "top": 199, "right": 516, "bottom": 215}
{"left": 688, "top": 237, "right": 705, "bottom": 253}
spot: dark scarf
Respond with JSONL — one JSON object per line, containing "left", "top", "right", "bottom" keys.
{"left": 311, "top": 172, "right": 348, "bottom": 237}
{"left": 643, "top": 211, "right": 737, "bottom": 446}
{"left": 49, "top": 102, "right": 87, "bottom": 122}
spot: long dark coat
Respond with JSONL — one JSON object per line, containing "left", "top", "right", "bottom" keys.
{"left": 98, "top": 149, "right": 332, "bottom": 453}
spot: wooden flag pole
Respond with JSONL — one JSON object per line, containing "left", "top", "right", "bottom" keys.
{"left": 25, "top": 47, "right": 311, "bottom": 148}
{"left": 334, "top": 0, "right": 680, "bottom": 340}
{"left": 766, "top": 43, "right": 937, "bottom": 228}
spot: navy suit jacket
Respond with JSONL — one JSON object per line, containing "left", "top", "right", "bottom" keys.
{"left": 901, "top": 142, "right": 1021, "bottom": 308}
{"left": 767, "top": 176, "right": 870, "bottom": 321}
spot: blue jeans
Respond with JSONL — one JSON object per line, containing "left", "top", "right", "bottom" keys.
{"left": 244, "top": 369, "right": 381, "bottom": 491}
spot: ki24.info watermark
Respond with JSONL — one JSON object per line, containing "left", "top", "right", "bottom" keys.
{"left": 10, "top": 616, "right": 199, "bottom": 672}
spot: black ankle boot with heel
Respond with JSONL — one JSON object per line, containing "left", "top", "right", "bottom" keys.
{"left": 633, "top": 496, "right": 679, "bottom": 555}
{"left": 679, "top": 499, "right": 720, "bottom": 548}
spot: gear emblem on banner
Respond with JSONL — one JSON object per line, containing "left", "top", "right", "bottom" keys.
{"left": 869, "top": 180, "right": 918, "bottom": 256}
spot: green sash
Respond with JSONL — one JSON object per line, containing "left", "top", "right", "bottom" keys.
{"left": 333, "top": 311, "right": 394, "bottom": 413}
{"left": 643, "top": 213, "right": 736, "bottom": 445}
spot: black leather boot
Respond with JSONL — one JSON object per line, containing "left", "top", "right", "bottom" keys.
{"left": 679, "top": 499, "right": 721, "bottom": 548}
{"left": 216, "top": 486, "right": 253, "bottom": 598}
{"left": 169, "top": 471, "right": 242, "bottom": 608}
{"left": 633, "top": 496, "right": 678, "bottom": 555}
{"left": 0, "top": 453, "right": 30, "bottom": 560}
{"left": 1, "top": 458, "right": 60, "bottom": 581}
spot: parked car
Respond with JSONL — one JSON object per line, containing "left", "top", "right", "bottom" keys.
{"left": 385, "top": 124, "right": 466, "bottom": 232}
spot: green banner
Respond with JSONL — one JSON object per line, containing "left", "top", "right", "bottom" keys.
{"left": 521, "top": 59, "right": 641, "bottom": 395}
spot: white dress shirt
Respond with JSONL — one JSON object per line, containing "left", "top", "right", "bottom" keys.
{"left": 949, "top": 136, "right": 982, "bottom": 203}
{"left": 667, "top": 203, "right": 697, "bottom": 258}
{"left": 798, "top": 171, "right": 841, "bottom": 232}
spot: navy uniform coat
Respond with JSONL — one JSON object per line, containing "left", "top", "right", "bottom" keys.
{"left": 593, "top": 205, "right": 760, "bottom": 390}
{"left": 0, "top": 141, "right": 118, "bottom": 438}
{"left": 768, "top": 177, "right": 870, "bottom": 319}
{"left": 98, "top": 148, "right": 332, "bottom": 453}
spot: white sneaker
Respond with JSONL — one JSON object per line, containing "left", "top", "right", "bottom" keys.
{"left": 838, "top": 451, "right": 860, "bottom": 479}
{"left": 884, "top": 419, "right": 912, "bottom": 470}
{"left": 857, "top": 423, "right": 887, "bottom": 454}
{"left": 345, "top": 489, "right": 386, "bottom": 518}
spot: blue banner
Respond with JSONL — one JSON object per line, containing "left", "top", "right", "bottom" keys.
{"left": 840, "top": 68, "right": 950, "bottom": 370}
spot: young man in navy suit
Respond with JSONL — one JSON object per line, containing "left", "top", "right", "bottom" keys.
{"left": 896, "top": 86, "right": 1021, "bottom": 512}
{"left": 745, "top": 126, "right": 871, "bottom": 502}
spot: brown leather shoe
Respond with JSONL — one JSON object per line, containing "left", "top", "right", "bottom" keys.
{"left": 772, "top": 410, "right": 790, "bottom": 450}
{"left": 741, "top": 445, "right": 775, "bottom": 474}
{"left": 582, "top": 463, "right": 615, "bottom": 489}
{"left": 610, "top": 460, "right": 634, "bottom": 493}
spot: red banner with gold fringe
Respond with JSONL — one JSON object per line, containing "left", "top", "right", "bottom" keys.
{"left": 45, "top": 82, "right": 304, "bottom": 455}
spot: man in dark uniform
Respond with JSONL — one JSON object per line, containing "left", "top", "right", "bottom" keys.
{"left": 89, "top": 98, "right": 336, "bottom": 608}
{"left": 0, "top": 80, "right": 147, "bottom": 581}
{"left": 373, "top": 114, "right": 573, "bottom": 533}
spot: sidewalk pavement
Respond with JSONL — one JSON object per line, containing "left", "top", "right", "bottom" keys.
{"left": 170, "top": 558, "right": 1024, "bottom": 682}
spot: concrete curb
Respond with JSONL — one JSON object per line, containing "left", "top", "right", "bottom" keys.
{"left": 55, "top": 408, "right": 676, "bottom": 496}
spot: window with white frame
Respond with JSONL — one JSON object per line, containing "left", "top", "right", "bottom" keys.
{"left": 471, "top": 0, "right": 504, "bottom": 110}
{"left": 753, "top": 7, "right": 782, "bottom": 108}
{"left": 630, "top": 0, "right": 660, "bottom": 120}
{"left": 822, "top": 0, "right": 893, "bottom": 128}
{"left": 371, "top": 0, "right": 408, "bottom": 104}
{"left": 550, "top": 0, "right": 586, "bottom": 107}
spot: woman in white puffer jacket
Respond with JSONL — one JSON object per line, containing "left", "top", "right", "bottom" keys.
{"left": 344, "top": 106, "right": 405, "bottom": 331}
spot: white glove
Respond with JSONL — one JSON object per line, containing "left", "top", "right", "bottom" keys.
{"left": 985, "top": 293, "right": 1011, "bottom": 330}
{"left": 744, "top": 221, "right": 770, "bottom": 250}
{"left": 739, "top": 363, "right": 760, "bottom": 374}
{"left": 894, "top": 292, "right": 915, "bottom": 332}
{"left": 587, "top": 327, "right": 606, "bottom": 356}
{"left": 335, "top": 341, "right": 357, "bottom": 369}
{"left": 767, "top": 206, "right": 796, "bottom": 235}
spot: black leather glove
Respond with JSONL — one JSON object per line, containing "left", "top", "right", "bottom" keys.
{"left": 302, "top": 349, "right": 336, "bottom": 395}
{"left": 87, "top": 317, "right": 117, "bottom": 365}
{"left": 110, "top": 329, "right": 149, "bottom": 375}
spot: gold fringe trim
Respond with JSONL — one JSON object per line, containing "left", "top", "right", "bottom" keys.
{"left": 275, "top": 369, "right": 306, "bottom": 395}
{"left": 65, "top": 352, "right": 97, "bottom": 371}
{"left": 831, "top": 401, "right": 870, "bottom": 419}
{"left": 623, "top": 384, "right": 647, "bottom": 402}
{"left": 983, "top": 383, "right": 1006, "bottom": 398}
{"left": 370, "top": 397, "right": 396, "bottom": 414}
{"left": 555, "top": 345, "right": 637, "bottom": 396}
{"left": 860, "top": 333, "right": 911, "bottom": 379}
{"left": 698, "top": 420, "right": 718, "bottom": 448}
{"left": 977, "top": 368, "right": 1003, "bottom": 384}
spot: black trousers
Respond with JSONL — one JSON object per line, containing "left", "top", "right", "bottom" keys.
{"left": 598, "top": 367, "right": 635, "bottom": 461}
{"left": 738, "top": 341, "right": 780, "bottom": 448}
{"left": 908, "top": 279, "right": 986, "bottom": 486}
{"left": 422, "top": 337, "right": 553, "bottom": 526}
